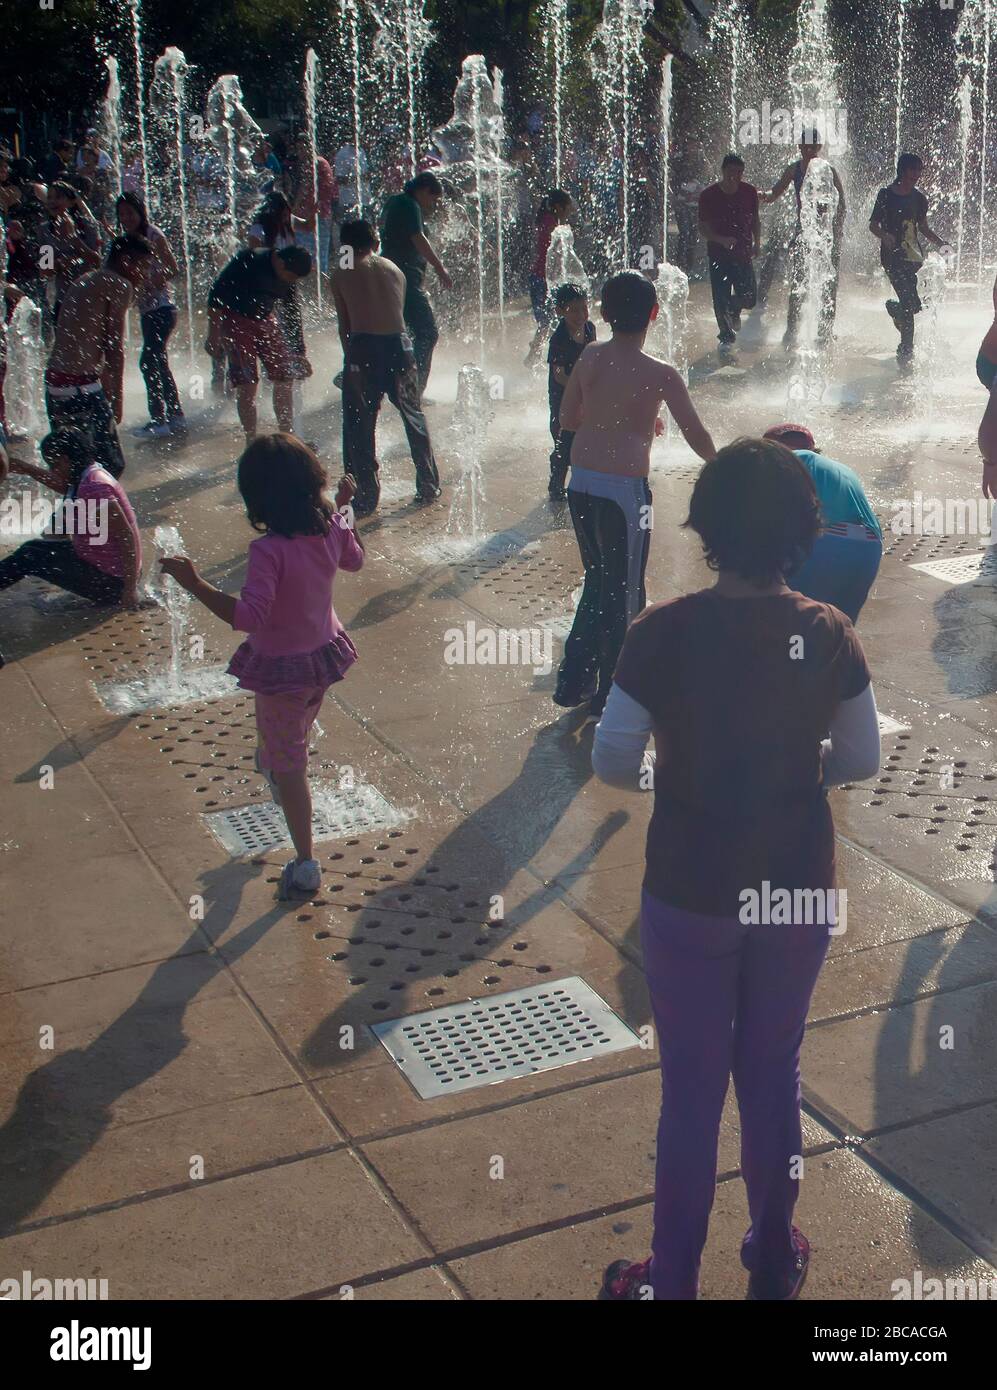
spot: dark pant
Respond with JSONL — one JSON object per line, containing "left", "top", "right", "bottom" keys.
{"left": 557, "top": 477, "right": 651, "bottom": 708}
{"left": 45, "top": 386, "right": 126, "bottom": 478}
{"left": 0, "top": 537, "right": 123, "bottom": 603}
{"left": 641, "top": 890, "right": 829, "bottom": 1299}
{"left": 342, "top": 332, "right": 440, "bottom": 514}
{"left": 403, "top": 281, "right": 438, "bottom": 394}
{"left": 787, "top": 533, "right": 882, "bottom": 624}
{"left": 886, "top": 259, "right": 921, "bottom": 354}
{"left": 139, "top": 305, "right": 183, "bottom": 424}
{"left": 708, "top": 254, "right": 757, "bottom": 343}
{"left": 785, "top": 233, "right": 840, "bottom": 343}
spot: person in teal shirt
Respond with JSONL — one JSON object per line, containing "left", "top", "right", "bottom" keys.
{"left": 379, "top": 172, "right": 451, "bottom": 395}
{"left": 764, "top": 423, "right": 882, "bottom": 622}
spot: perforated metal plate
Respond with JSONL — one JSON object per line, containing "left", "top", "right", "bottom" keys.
{"left": 909, "top": 551, "right": 997, "bottom": 584}
{"left": 370, "top": 976, "right": 640, "bottom": 1098}
{"left": 203, "top": 782, "right": 408, "bottom": 857}
{"left": 877, "top": 713, "right": 910, "bottom": 736}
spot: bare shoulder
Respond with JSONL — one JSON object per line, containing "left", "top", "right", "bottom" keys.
{"left": 375, "top": 254, "right": 405, "bottom": 283}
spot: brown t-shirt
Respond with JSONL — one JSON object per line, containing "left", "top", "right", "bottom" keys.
{"left": 614, "top": 590, "right": 871, "bottom": 916}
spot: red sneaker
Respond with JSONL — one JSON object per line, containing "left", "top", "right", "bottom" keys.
{"left": 599, "top": 1258, "right": 654, "bottom": 1301}
{"left": 747, "top": 1227, "right": 810, "bottom": 1300}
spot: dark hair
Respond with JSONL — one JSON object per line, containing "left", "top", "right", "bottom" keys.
{"left": 116, "top": 191, "right": 149, "bottom": 236}
{"left": 41, "top": 428, "right": 92, "bottom": 489}
{"left": 254, "top": 190, "right": 291, "bottom": 246}
{"left": 54, "top": 138, "right": 74, "bottom": 154}
{"left": 537, "top": 187, "right": 572, "bottom": 225}
{"left": 897, "top": 152, "right": 923, "bottom": 178}
{"left": 276, "top": 244, "right": 312, "bottom": 277}
{"left": 339, "top": 218, "right": 376, "bottom": 251}
{"left": 10, "top": 157, "right": 35, "bottom": 183}
{"left": 601, "top": 269, "right": 656, "bottom": 333}
{"left": 721, "top": 152, "right": 745, "bottom": 169}
{"left": 800, "top": 128, "right": 822, "bottom": 146}
{"left": 70, "top": 174, "right": 93, "bottom": 198}
{"left": 684, "top": 438, "right": 820, "bottom": 586}
{"left": 106, "top": 232, "right": 153, "bottom": 268}
{"left": 404, "top": 170, "right": 443, "bottom": 197}
{"left": 554, "top": 281, "right": 587, "bottom": 309}
{"left": 237, "top": 433, "right": 335, "bottom": 538}
{"left": 49, "top": 179, "right": 78, "bottom": 201}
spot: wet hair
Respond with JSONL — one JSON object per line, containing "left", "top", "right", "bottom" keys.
{"left": 721, "top": 152, "right": 745, "bottom": 169}
{"left": 116, "top": 191, "right": 149, "bottom": 236}
{"left": 339, "top": 218, "right": 376, "bottom": 251}
{"left": 404, "top": 170, "right": 442, "bottom": 197}
{"left": 554, "top": 282, "right": 587, "bottom": 309}
{"left": 254, "top": 190, "right": 291, "bottom": 245}
{"left": 601, "top": 270, "right": 656, "bottom": 334}
{"left": 41, "top": 428, "right": 93, "bottom": 489}
{"left": 237, "top": 433, "right": 335, "bottom": 538}
{"left": 276, "top": 244, "right": 312, "bottom": 277}
{"left": 49, "top": 179, "right": 78, "bottom": 202}
{"left": 106, "top": 232, "right": 153, "bottom": 268}
{"left": 897, "top": 152, "right": 923, "bottom": 179}
{"left": 684, "top": 437, "right": 820, "bottom": 586}
{"left": 537, "top": 188, "right": 572, "bottom": 225}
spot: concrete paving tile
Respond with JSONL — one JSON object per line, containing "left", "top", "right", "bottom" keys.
{"left": 830, "top": 841, "right": 965, "bottom": 957}
{"left": 868, "top": 1105, "right": 997, "bottom": 1257}
{"left": 1, "top": 1084, "right": 341, "bottom": 1231}
{"left": 360, "top": 1072, "right": 837, "bottom": 1252}
{"left": 319, "top": 1268, "right": 461, "bottom": 1300}
{"left": 812, "top": 921, "right": 997, "bottom": 1022}
{"left": 450, "top": 1149, "right": 995, "bottom": 1300}
{"left": 803, "top": 980, "right": 997, "bottom": 1134}
{"left": 0, "top": 1151, "right": 425, "bottom": 1298}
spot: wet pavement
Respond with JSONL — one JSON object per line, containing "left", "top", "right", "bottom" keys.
{"left": 2, "top": 272, "right": 997, "bottom": 1299}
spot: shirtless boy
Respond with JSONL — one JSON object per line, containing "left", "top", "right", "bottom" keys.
{"left": 45, "top": 233, "right": 153, "bottom": 476}
{"left": 554, "top": 270, "right": 716, "bottom": 717}
{"left": 331, "top": 218, "right": 440, "bottom": 516}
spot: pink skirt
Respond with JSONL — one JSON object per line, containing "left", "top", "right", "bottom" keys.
{"left": 227, "top": 633, "right": 358, "bottom": 695}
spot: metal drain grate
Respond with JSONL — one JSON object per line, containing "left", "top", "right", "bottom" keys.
{"left": 909, "top": 551, "right": 997, "bottom": 584}
{"left": 370, "top": 976, "right": 640, "bottom": 1098}
{"left": 203, "top": 782, "right": 408, "bottom": 857}
{"left": 877, "top": 713, "right": 910, "bottom": 736}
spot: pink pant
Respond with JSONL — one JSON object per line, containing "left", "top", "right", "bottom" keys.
{"left": 255, "top": 686, "right": 325, "bottom": 774}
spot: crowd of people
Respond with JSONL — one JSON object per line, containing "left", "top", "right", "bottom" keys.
{"left": 2, "top": 113, "right": 997, "bottom": 1304}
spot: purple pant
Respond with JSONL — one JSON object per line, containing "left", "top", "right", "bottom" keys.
{"left": 640, "top": 888, "right": 830, "bottom": 1299}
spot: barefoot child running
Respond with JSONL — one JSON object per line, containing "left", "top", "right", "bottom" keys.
{"left": 160, "top": 434, "right": 363, "bottom": 898}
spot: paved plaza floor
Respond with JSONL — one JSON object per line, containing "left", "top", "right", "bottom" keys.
{"left": 2, "top": 274, "right": 996, "bottom": 1299}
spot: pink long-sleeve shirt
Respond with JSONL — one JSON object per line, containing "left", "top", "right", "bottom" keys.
{"left": 232, "top": 516, "right": 363, "bottom": 656}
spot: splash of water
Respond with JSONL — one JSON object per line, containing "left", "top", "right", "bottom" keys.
{"left": 541, "top": 0, "right": 571, "bottom": 186}
{"left": 446, "top": 364, "right": 491, "bottom": 545}
{"left": 127, "top": 0, "right": 150, "bottom": 205}
{"left": 649, "top": 262, "right": 689, "bottom": 382}
{"left": 492, "top": 67, "right": 506, "bottom": 334}
{"left": 149, "top": 48, "right": 196, "bottom": 365}
{"left": 99, "top": 57, "right": 123, "bottom": 197}
{"left": 340, "top": 0, "right": 366, "bottom": 212}
{"left": 914, "top": 252, "right": 949, "bottom": 417}
{"left": 709, "top": 0, "right": 749, "bottom": 149}
{"left": 893, "top": 0, "right": 910, "bottom": 172}
{"left": 786, "top": 158, "right": 838, "bottom": 410}
{"left": 788, "top": 0, "right": 843, "bottom": 148}
{"left": 149, "top": 524, "right": 191, "bottom": 698}
{"left": 545, "top": 224, "right": 590, "bottom": 298}
{"left": 370, "top": 0, "right": 435, "bottom": 178}
{"left": 956, "top": 75, "right": 973, "bottom": 285}
{"left": 5, "top": 296, "right": 45, "bottom": 440}
{"left": 590, "top": 0, "right": 651, "bottom": 269}
{"left": 303, "top": 48, "right": 323, "bottom": 314}
{"left": 205, "top": 75, "right": 265, "bottom": 261}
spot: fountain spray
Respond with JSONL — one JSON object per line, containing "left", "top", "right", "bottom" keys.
{"left": 150, "top": 48, "right": 197, "bottom": 366}
{"left": 541, "top": 0, "right": 571, "bottom": 187}
{"left": 304, "top": 48, "right": 323, "bottom": 314}
{"left": 127, "top": 0, "right": 150, "bottom": 205}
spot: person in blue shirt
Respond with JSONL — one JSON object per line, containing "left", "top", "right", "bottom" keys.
{"left": 763, "top": 423, "right": 882, "bottom": 623}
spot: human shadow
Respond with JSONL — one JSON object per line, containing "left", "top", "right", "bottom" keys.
{"left": 0, "top": 859, "right": 300, "bottom": 1235}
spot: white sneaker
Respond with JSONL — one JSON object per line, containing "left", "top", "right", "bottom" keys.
{"left": 278, "top": 858, "right": 322, "bottom": 899}
{"left": 131, "top": 421, "right": 172, "bottom": 438}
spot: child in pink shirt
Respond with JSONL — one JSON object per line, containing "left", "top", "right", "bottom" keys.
{"left": 161, "top": 434, "right": 364, "bottom": 898}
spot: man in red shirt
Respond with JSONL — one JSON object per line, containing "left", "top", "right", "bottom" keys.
{"left": 698, "top": 153, "right": 760, "bottom": 358}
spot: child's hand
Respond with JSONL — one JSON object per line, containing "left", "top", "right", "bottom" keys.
{"left": 159, "top": 555, "right": 199, "bottom": 590}
{"left": 654, "top": 417, "right": 665, "bottom": 437}
{"left": 335, "top": 474, "right": 357, "bottom": 509}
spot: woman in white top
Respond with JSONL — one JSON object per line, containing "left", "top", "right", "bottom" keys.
{"left": 116, "top": 193, "right": 187, "bottom": 439}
